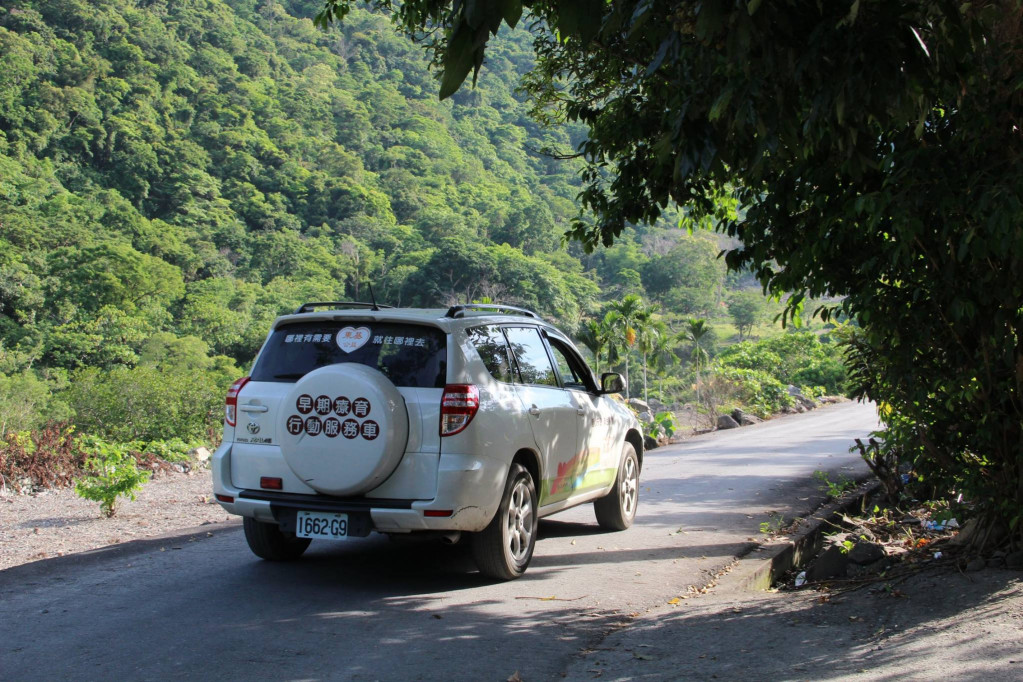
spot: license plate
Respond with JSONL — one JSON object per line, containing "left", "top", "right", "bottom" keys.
{"left": 295, "top": 511, "right": 349, "bottom": 540}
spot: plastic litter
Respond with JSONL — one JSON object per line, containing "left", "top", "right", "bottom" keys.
{"left": 794, "top": 571, "right": 807, "bottom": 587}
{"left": 933, "top": 551, "right": 943, "bottom": 560}
{"left": 924, "top": 518, "right": 959, "bottom": 531}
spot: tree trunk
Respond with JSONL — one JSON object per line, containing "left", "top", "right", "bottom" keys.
{"left": 643, "top": 351, "right": 648, "bottom": 403}
{"left": 624, "top": 353, "right": 630, "bottom": 399}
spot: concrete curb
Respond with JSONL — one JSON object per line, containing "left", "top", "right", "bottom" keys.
{"left": 0, "top": 519, "right": 242, "bottom": 587}
{"left": 727, "top": 480, "right": 882, "bottom": 592}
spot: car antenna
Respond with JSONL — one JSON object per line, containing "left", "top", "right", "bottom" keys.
{"left": 368, "top": 282, "right": 380, "bottom": 311}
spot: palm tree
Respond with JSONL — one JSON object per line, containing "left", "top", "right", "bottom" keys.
{"left": 682, "top": 318, "right": 712, "bottom": 404}
{"left": 649, "top": 328, "right": 680, "bottom": 403}
{"left": 606, "top": 294, "right": 645, "bottom": 399}
{"left": 577, "top": 319, "right": 606, "bottom": 375}
{"left": 600, "top": 309, "right": 625, "bottom": 387}
{"left": 634, "top": 307, "right": 665, "bottom": 404}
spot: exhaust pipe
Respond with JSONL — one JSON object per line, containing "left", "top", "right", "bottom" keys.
{"left": 440, "top": 531, "right": 461, "bottom": 545}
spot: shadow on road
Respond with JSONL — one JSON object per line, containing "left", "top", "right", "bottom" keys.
{"left": 570, "top": 567, "right": 1023, "bottom": 681}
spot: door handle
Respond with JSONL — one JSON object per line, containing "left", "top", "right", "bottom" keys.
{"left": 528, "top": 405, "right": 541, "bottom": 417}
{"left": 239, "top": 404, "right": 269, "bottom": 413}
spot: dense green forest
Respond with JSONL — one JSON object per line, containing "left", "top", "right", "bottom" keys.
{"left": 0, "top": 0, "right": 845, "bottom": 465}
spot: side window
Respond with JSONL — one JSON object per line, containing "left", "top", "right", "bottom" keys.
{"left": 548, "top": 338, "right": 594, "bottom": 391}
{"left": 467, "top": 325, "right": 515, "bottom": 383}
{"left": 504, "top": 326, "right": 559, "bottom": 387}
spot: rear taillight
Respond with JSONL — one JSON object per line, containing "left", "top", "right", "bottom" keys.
{"left": 440, "top": 384, "right": 479, "bottom": 436}
{"left": 260, "top": 477, "right": 283, "bottom": 490}
{"left": 225, "top": 376, "right": 250, "bottom": 427}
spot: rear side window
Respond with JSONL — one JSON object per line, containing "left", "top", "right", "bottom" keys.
{"left": 467, "top": 325, "right": 515, "bottom": 383}
{"left": 504, "top": 326, "right": 559, "bottom": 387}
{"left": 251, "top": 321, "right": 446, "bottom": 388}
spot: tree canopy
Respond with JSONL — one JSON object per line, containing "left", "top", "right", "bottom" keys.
{"left": 325, "top": 0, "right": 1023, "bottom": 540}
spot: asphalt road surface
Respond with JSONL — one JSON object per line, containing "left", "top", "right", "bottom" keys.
{"left": 1, "top": 402, "right": 879, "bottom": 681}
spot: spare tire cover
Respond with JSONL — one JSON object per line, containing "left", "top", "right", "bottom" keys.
{"left": 277, "top": 363, "right": 409, "bottom": 496}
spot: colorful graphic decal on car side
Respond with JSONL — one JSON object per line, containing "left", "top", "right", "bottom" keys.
{"left": 541, "top": 447, "right": 614, "bottom": 505}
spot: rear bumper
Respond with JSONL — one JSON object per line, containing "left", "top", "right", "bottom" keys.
{"left": 212, "top": 443, "right": 506, "bottom": 533}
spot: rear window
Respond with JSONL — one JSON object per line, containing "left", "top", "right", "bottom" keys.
{"left": 251, "top": 321, "right": 447, "bottom": 388}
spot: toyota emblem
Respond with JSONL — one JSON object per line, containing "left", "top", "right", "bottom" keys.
{"left": 246, "top": 421, "right": 261, "bottom": 434}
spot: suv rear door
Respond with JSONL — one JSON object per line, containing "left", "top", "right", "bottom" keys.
{"left": 231, "top": 319, "right": 446, "bottom": 495}
{"left": 502, "top": 325, "right": 581, "bottom": 506}
{"left": 546, "top": 334, "right": 619, "bottom": 496}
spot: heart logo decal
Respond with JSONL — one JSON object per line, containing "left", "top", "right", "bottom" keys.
{"left": 336, "top": 327, "right": 371, "bottom": 354}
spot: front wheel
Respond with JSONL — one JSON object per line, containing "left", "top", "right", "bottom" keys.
{"left": 594, "top": 443, "right": 639, "bottom": 530}
{"left": 243, "top": 517, "right": 311, "bottom": 561}
{"left": 471, "top": 463, "right": 538, "bottom": 580}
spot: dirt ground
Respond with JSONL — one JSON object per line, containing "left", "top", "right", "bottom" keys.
{"left": 0, "top": 469, "right": 233, "bottom": 571}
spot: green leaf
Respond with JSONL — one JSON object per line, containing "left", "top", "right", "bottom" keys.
{"left": 645, "top": 38, "right": 672, "bottom": 76}
{"left": 499, "top": 0, "right": 523, "bottom": 28}
{"left": 747, "top": 0, "right": 762, "bottom": 15}
{"left": 708, "top": 88, "right": 734, "bottom": 122}
{"left": 439, "top": 23, "right": 477, "bottom": 100}
{"left": 695, "top": 1, "right": 727, "bottom": 41}
{"left": 558, "top": 0, "right": 605, "bottom": 44}
{"left": 847, "top": 0, "right": 861, "bottom": 25}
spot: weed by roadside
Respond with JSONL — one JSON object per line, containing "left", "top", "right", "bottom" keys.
{"left": 814, "top": 469, "right": 856, "bottom": 498}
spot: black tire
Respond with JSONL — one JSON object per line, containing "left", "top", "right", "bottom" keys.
{"left": 471, "top": 463, "right": 537, "bottom": 580}
{"left": 243, "top": 517, "right": 311, "bottom": 561}
{"left": 594, "top": 443, "right": 640, "bottom": 531}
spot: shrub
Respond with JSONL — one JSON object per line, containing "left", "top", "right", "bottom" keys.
{"left": 712, "top": 366, "right": 793, "bottom": 418}
{"left": 0, "top": 370, "right": 71, "bottom": 438}
{"left": 74, "top": 436, "right": 152, "bottom": 517}
{"left": 0, "top": 422, "right": 86, "bottom": 492}
{"left": 645, "top": 411, "right": 678, "bottom": 440}
{"left": 65, "top": 365, "right": 227, "bottom": 442}
{"left": 717, "top": 331, "right": 848, "bottom": 396}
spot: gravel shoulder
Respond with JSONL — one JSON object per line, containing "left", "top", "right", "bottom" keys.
{"left": 566, "top": 564, "right": 1023, "bottom": 680}
{"left": 0, "top": 469, "right": 233, "bottom": 571}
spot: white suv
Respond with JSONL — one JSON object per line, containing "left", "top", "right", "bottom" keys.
{"left": 213, "top": 302, "right": 643, "bottom": 579}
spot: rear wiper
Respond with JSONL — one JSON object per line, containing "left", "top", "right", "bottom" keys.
{"left": 273, "top": 373, "right": 306, "bottom": 379}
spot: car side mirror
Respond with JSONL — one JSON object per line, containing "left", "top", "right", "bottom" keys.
{"left": 600, "top": 372, "right": 625, "bottom": 394}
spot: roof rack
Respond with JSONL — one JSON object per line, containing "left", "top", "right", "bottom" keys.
{"left": 445, "top": 303, "right": 541, "bottom": 320}
{"left": 294, "top": 301, "right": 394, "bottom": 314}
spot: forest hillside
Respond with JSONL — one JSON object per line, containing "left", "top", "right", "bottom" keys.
{"left": 0, "top": 0, "right": 846, "bottom": 478}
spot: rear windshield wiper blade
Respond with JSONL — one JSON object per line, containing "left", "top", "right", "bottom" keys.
{"left": 273, "top": 373, "right": 306, "bottom": 379}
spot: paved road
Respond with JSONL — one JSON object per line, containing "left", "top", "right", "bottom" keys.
{"left": 1, "top": 402, "right": 878, "bottom": 681}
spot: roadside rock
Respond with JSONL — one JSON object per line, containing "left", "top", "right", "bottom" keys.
{"left": 806, "top": 545, "right": 849, "bottom": 581}
{"left": 846, "top": 556, "right": 893, "bottom": 578}
{"left": 1006, "top": 551, "right": 1023, "bottom": 569}
{"left": 190, "top": 447, "right": 212, "bottom": 466}
{"left": 638, "top": 411, "right": 655, "bottom": 424}
{"left": 644, "top": 435, "right": 658, "bottom": 451}
{"left": 628, "top": 398, "right": 650, "bottom": 413}
{"left": 847, "top": 540, "right": 886, "bottom": 565}
{"left": 716, "top": 414, "right": 740, "bottom": 430}
{"left": 730, "top": 409, "right": 763, "bottom": 426}
{"left": 787, "top": 385, "right": 818, "bottom": 411}
{"left": 965, "top": 557, "right": 987, "bottom": 572}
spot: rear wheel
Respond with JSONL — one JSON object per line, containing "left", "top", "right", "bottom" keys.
{"left": 594, "top": 443, "right": 639, "bottom": 531}
{"left": 243, "top": 517, "right": 311, "bottom": 561}
{"left": 472, "top": 463, "right": 537, "bottom": 580}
